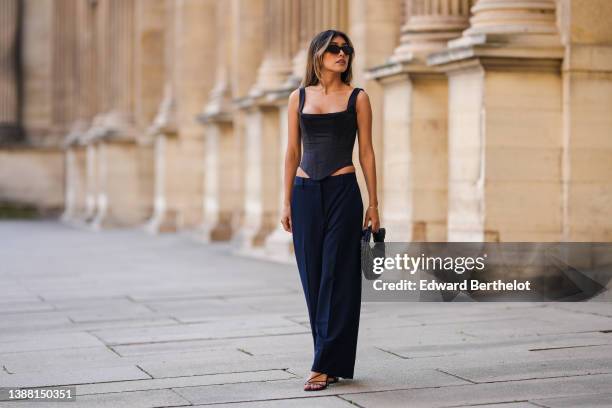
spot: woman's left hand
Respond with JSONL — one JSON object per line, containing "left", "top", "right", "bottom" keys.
{"left": 363, "top": 206, "right": 380, "bottom": 232}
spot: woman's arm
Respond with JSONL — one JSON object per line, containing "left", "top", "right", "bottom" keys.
{"left": 356, "top": 89, "right": 380, "bottom": 232}
{"left": 281, "top": 88, "right": 302, "bottom": 233}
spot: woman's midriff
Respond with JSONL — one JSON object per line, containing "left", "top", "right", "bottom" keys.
{"left": 296, "top": 165, "right": 355, "bottom": 178}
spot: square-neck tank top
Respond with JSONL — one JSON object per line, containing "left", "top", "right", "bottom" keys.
{"left": 298, "top": 86, "right": 363, "bottom": 180}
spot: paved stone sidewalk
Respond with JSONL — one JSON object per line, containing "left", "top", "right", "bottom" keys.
{"left": 0, "top": 220, "right": 611, "bottom": 407}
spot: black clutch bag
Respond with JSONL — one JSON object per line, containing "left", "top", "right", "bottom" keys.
{"left": 361, "top": 226, "right": 386, "bottom": 280}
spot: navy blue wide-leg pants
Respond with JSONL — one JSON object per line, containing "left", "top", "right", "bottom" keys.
{"left": 290, "top": 172, "right": 363, "bottom": 379}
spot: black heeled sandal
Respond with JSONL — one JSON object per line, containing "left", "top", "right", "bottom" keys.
{"left": 304, "top": 373, "right": 330, "bottom": 391}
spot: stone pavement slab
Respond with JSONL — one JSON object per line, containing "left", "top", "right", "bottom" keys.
{"left": 90, "top": 314, "right": 308, "bottom": 345}
{"left": 0, "top": 347, "right": 118, "bottom": 373}
{"left": 75, "top": 369, "right": 295, "bottom": 395}
{"left": 438, "top": 357, "right": 612, "bottom": 383}
{"left": 194, "top": 395, "right": 357, "bottom": 407}
{"left": 1, "top": 389, "right": 190, "bottom": 408}
{"left": 375, "top": 331, "right": 612, "bottom": 360}
{"left": 0, "top": 332, "right": 103, "bottom": 353}
{"left": 0, "top": 365, "right": 150, "bottom": 388}
{"left": 0, "top": 300, "right": 56, "bottom": 314}
{"left": 110, "top": 337, "right": 245, "bottom": 357}
{"left": 1, "top": 220, "right": 611, "bottom": 407}
{"left": 531, "top": 392, "right": 612, "bottom": 407}
{"left": 453, "top": 403, "right": 540, "bottom": 408}
{"left": 172, "top": 368, "right": 467, "bottom": 405}
{"left": 136, "top": 350, "right": 289, "bottom": 378}
{"left": 342, "top": 373, "right": 612, "bottom": 408}
{"left": 0, "top": 311, "right": 180, "bottom": 336}
{"left": 0, "top": 311, "right": 72, "bottom": 331}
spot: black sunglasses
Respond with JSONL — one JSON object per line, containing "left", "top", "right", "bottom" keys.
{"left": 325, "top": 43, "right": 354, "bottom": 56}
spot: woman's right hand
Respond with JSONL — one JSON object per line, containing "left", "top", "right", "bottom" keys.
{"left": 281, "top": 203, "right": 292, "bottom": 233}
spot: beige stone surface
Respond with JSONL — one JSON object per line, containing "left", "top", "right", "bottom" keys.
{"left": 262, "top": 103, "right": 294, "bottom": 261}
{"left": 447, "top": 66, "right": 485, "bottom": 241}
{"left": 1, "top": 0, "right": 611, "bottom": 247}
{"left": 350, "top": 0, "right": 403, "bottom": 219}
{"left": 21, "top": 0, "right": 54, "bottom": 145}
{"left": 437, "top": 49, "right": 566, "bottom": 242}
{"left": 0, "top": 0, "right": 20, "bottom": 128}
{"left": 2, "top": 220, "right": 611, "bottom": 406}
{"left": 90, "top": 142, "right": 154, "bottom": 228}
{"left": 239, "top": 107, "right": 281, "bottom": 250}
{"left": 558, "top": 0, "right": 612, "bottom": 242}
{"left": 134, "top": 0, "right": 166, "bottom": 129}
{"left": 379, "top": 73, "right": 449, "bottom": 242}
{"left": 0, "top": 148, "right": 64, "bottom": 213}
{"left": 61, "top": 147, "right": 87, "bottom": 221}
{"left": 201, "top": 121, "right": 242, "bottom": 241}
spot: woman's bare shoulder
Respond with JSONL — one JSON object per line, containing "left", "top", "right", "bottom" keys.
{"left": 288, "top": 88, "right": 301, "bottom": 106}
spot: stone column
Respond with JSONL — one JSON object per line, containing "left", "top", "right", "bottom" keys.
{"left": 51, "top": 0, "right": 79, "bottom": 141}
{"left": 198, "top": 0, "right": 240, "bottom": 242}
{"left": 287, "top": 0, "right": 349, "bottom": 87}
{"left": 262, "top": 100, "right": 295, "bottom": 263}
{"left": 88, "top": 0, "right": 128, "bottom": 228}
{"left": 87, "top": 0, "right": 157, "bottom": 230}
{"left": 231, "top": 0, "right": 266, "bottom": 97}
{"left": 146, "top": 0, "right": 217, "bottom": 233}
{"left": 109, "top": 0, "right": 136, "bottom": 125}
{"left": 61, "top": 121, "right": 89, "bottom": 224}
{"left": 249, "top": 0, "right": 300, "bottom": 97}
{"left": 145, "top": 84, "right": 180, "bottom": 233}
{"left": 20, "top": 0, "right": 53, "bottom": 146}
{"left": 145, "top": 0, "right": 178, "bottom": 233}
{"left": 234, "top": 0, "right": 298, "bottom": 256}
{"left": 238, "top": 104, "right": 281, "bottom": 253}
{"left": 429, "top": 0, "right": 564, "bottom": 241}
{"left": 134, "top": 0, "right": 166, "bottom": 132}
{"left": 262, "top": 0, "right": 351, "bottom": 263}
{"left": 367, "top": 0, "right": 469, "bottom": 242}
{"left": 75, "top": 0, "right": 98, "bottom": 123}
{"left": 347, "top": 0, "right": 402, "bottom": 242}
{"left": 0, "top": 0, "right": 23, "bottom": 143}
{"left": 62, "top": 0, "right": 99, "bottom": 226}
{"left": 391, "top": 0, "right": 472, "bottom": 61}
{"left": 83, "top": 135, "right": 100, "bottom": 223}
{"left": 174, "top": 0, "right": 217, "bottom": 230}
{"left": 463, "top": 0, "right": 558, "bottom": 37}
{"left": 224, "top": 0, "right": 264, "bottom": 250}
{"left": 557, "top": 0, "right": 612, "bottom": 241}
{"left": 60, "top": 0, "right": 93, "bottom": 224}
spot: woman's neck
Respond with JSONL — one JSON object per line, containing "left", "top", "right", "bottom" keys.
{"left": 316, "top": 73, "right": 346, "bottom": 94}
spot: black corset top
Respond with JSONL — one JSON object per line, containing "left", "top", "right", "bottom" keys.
{"left": 298, "top": 86, "right": 363, "bottom": 181}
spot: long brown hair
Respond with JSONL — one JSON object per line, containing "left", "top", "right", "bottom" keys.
{"left": 301, "top": 30, "right": 354, "bottom": 87}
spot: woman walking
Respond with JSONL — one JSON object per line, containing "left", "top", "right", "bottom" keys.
{"left": 280, "top": 29, "right": 380, "bottom": 392}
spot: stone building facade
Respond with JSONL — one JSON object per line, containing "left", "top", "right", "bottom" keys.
{"left": 1, "top": 0, "right": 611, "bottom": 261}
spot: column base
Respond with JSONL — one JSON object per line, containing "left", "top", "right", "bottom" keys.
{"left": 197, "top": 213, "right": 235, "bottom": 243}
{"left": 230, "top": 223, "right": 275, "bottom": 258}
{"left": 144, "top": 207, "right": 179, "bottom": 234}
{"left": 60, "top": 208, "right": 87, "bottom": 224}
{"left": 230, "top": 225, "right": 294, "bottom": 265}
{"left": 263, "top": 225, "right": 295, "bottom": 264}
{"left": 0, "top": 124, "right": 25, "bottom": 145}
{"left": 86, "top": 140, "right": 154, "bottom": 229}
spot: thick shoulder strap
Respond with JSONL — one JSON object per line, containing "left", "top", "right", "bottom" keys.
{"left": 348, "top": 87, "right": 362, "bottom": 112}
{"left": 298, "top": 87, "right": 305, "bottom": 113}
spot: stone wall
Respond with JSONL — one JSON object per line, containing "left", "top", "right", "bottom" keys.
{"left": 0, "top": 148, "right": 64, "bottom": 216}
{"left": 1, "top": 0, "right": 611, "bottom": 255}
